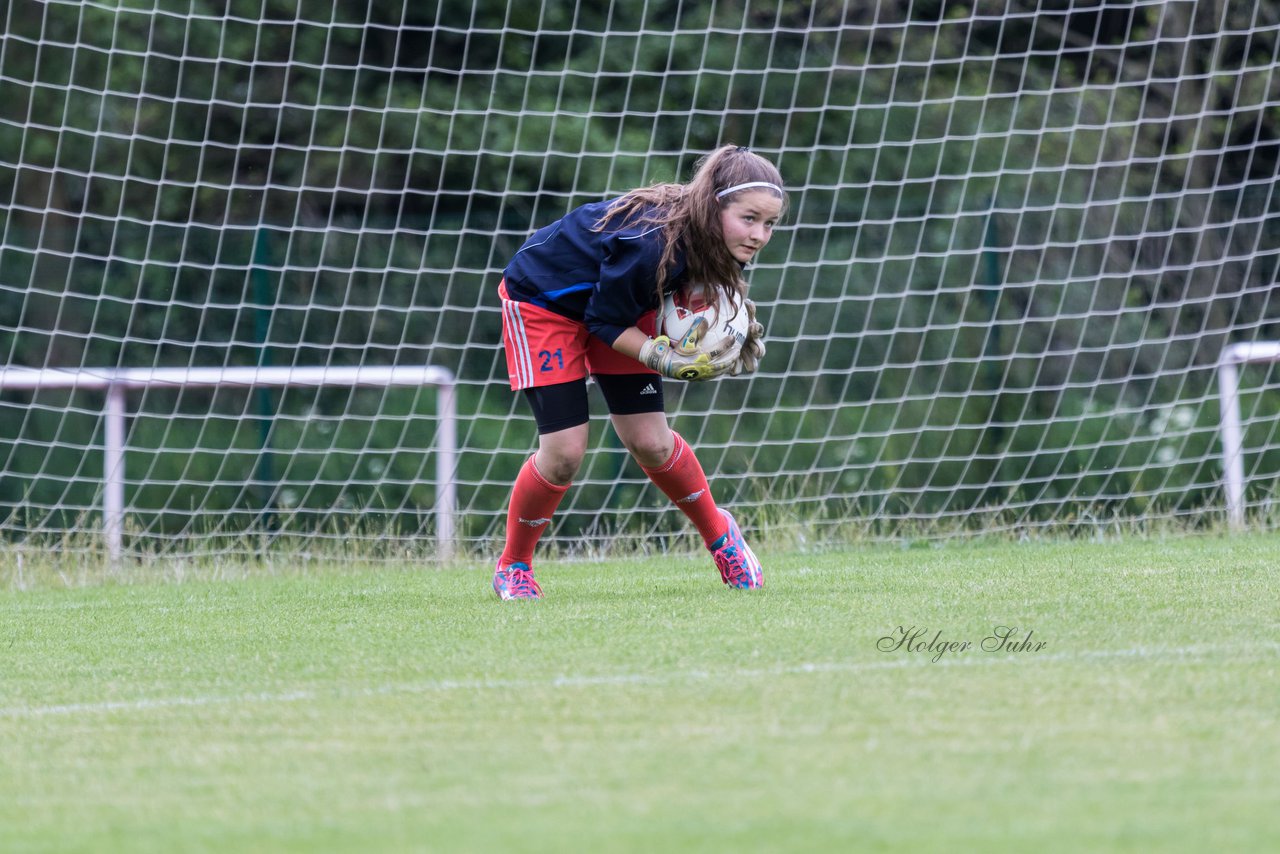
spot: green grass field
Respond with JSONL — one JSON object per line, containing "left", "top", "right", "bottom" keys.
{"left": 3, "top": 534, "right": 1279, "bottom": 853}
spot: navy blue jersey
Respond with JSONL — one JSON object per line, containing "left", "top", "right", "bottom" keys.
{"left": 503, "top": 198, "right": 687, "bottom": 346}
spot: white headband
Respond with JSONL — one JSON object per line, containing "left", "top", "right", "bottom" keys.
{"left": 715, "top": 181, "right": 783, "bottom": 199}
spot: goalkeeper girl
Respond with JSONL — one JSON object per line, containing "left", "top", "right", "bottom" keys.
{"left": 492, "top": 144, "right": 785, "bottom": 600}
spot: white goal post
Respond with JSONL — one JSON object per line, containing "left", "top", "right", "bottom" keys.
{"left": 0, "top": 366, "right": 457, "bottom": 562}
{"left": 1217, "top": 342, "right": 1280, "bottom": 531}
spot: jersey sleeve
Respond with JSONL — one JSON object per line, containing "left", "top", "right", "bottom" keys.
{"left": 582, "top": 226, "right": 666, "bottom": 346}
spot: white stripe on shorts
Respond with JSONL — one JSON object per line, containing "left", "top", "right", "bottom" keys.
{"left": 504, "top": 298, "right": 535, "bottom": 389}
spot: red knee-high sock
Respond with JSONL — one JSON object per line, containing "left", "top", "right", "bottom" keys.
{"left": 640, "top": 432, "right": 730, "bottom": 547}
{"left": 500, "top": 455, "right": 570, "bottom": 566}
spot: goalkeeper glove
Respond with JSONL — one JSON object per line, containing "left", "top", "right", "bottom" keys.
{"left": 639, "top": 334, "right": 732, "bottom": 381}
{"left": 731, "top": 298, "right": 767, "bottom": 376}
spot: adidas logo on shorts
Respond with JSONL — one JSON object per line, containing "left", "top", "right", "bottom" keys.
{"left": 640, "top": 383, "right": 658, "bottom": 395}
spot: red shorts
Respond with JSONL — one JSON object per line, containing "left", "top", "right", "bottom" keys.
{"left": 500, "top": 281, "right": 656, "bottom": 390}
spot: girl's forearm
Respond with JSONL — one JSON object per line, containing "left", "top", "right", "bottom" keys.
{"left": 611, "top": 326, "right": 649, "bottom": 361}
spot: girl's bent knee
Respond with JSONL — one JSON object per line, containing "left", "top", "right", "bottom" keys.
{"left": 627, "top": 436, "right": 674, "bottom": 469}
{"left": 535, "top": 450, "right": 583, "bottom": 485}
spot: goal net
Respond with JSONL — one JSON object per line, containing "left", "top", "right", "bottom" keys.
{"left": 3, "top": 0, "right": 1279, "bottom": 562}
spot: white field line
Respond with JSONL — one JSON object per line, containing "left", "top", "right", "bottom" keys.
{"left": 2, "top": 642, "right": 1277, "bottom": 720}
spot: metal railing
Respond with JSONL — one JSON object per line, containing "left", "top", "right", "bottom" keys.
{"left": 0, "top": 365, "right": 458, "bottom": 562}
{"left": 1217, "top": 342, "right": 1280, "bottom": 531}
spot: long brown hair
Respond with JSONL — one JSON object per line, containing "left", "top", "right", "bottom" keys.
{"left": 593, "top": 145, "right": 787, "bottom": 311}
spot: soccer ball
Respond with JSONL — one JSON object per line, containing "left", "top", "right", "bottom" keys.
{"left": 658, "top": 285, "right": 750, "bottom": 360}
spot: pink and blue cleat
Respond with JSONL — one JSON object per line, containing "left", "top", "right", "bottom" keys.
{"left": 708, "top": 509, "right": 764, "bottom": 589}
{"left": 493, "top": 560, "right": 542, "bottom": 600}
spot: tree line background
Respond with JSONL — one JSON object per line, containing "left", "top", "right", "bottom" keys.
{"left": 2, "top": 0, "right": 1279, "bottom": 554}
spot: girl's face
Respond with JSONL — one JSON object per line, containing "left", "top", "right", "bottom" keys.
{"left": 719, "top": 190, "right": 783, "bottom": 264}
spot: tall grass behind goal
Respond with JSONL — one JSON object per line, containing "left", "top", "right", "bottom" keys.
{"left": 2, "top": 1, "right": 1279, "bottom": 562}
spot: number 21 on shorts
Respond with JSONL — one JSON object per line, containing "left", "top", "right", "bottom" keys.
{"left": 539, "top": 348, "right": 564, "bottom": 372}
